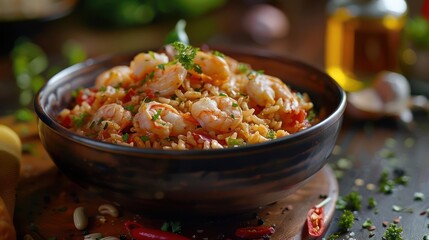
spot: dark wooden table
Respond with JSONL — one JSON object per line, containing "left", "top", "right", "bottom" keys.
{"left": 325, "top": 113, "right": 429, "bottom": 239}
{"left": 2, "top": 0, "right": 429, "bottom": 239}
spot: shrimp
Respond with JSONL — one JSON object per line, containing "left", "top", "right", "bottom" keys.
{"left": 139, "top": 63, "right": 187, "bottom": 97}
{"left": 91, "top": 103, "right": 132, "bottom": 131}
{"left": 131, "top": 52, "right": 186, "bottom": 97}
{"left": 190, "top": 51, "right": 231, "bottom": 86}
{"left": 133, "top": 102, "right": 198, "bottom": 139}
{"left": 95, "top": 66, "right": 133, "bottom": 89}
{"left": 191, "top": 96, "right": 243, "bottom": 133}
{"left": 246, "top": 74, "right": 295, "bottom": 106}
{"left": 130, "top": 52, "right": 169, "bottom": 80}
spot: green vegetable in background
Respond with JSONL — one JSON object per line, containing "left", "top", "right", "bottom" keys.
{"left": 80, "top": 0, "right": 226, "bottom": 28}
{"left": 11, "top": 38, "right": 48, "bottom": 107}
{"left": 164, "top": 20, "right": 189, "bottom": 45}
{"left": 11, "top": 38, "right": 87, "bottom": 118}
{"left": 404, "top": 17, "right": 429, "bottom": 50}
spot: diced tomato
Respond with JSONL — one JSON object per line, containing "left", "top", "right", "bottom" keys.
{"left": 123, "top": 89, "right": 136, "bottom": 103}
{"left": 60, "top": 115, "right": 72, "bottom": 128}
{"left": 281, "top": 109, "right": 307, "bottom": 133}
{"left": 76, "top": 89, "right": 96, "bottom": 106}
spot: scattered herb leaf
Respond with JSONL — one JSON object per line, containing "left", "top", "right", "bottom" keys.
{"left": 362, "top": 218, "right": 373, "bottom": 229}
{"left": 171, "top": 41, "right": 201, "bottom": 73}
{"left": 336, "top": 191, "right": 362, "bottom": 211}
{"left": 414, "top": 192, "right": 425, "bottom": 201}
{"left": 382, "top": 223, "right": 403, "bottom": 240}
{"left": 338, "top": 209, "right": 354, "bottom": 232}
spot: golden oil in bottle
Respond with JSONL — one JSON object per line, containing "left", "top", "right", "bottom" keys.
{"left": 325, "top": 0, "right": 407, "bottom": 92}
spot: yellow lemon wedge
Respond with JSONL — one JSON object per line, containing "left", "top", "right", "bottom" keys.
{"left": 0, "top": 124, "right": 21, "bottom": 240}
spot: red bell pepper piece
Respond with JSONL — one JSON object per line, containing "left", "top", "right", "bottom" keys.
{"left": 124, "top": 221, "right": 190, "bottom": 240}
{"left": 234, "top": 225, "right": 275, "bottom": 239}
{"left": 307, "top": 197, "right": 331, "bottom": 238}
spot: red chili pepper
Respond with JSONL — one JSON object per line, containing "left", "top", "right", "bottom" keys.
{"left": 234, "top": 225, "right": 275, "bottom": 239}
{"left": 307, "top": 197, "right": 331, "bottom": 238}
{"left": 124, "top": 221, "right": 190, "bottom": 240}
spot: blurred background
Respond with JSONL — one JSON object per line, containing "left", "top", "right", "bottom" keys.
{"left": 0, "top": 0, "right": 428, "bottom": 117}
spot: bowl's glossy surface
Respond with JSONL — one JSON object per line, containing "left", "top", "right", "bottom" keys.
{"left": 34, "top": 48, "right": 346, "bottom": 215}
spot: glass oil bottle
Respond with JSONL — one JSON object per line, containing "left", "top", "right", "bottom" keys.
{"left": 325, "top": 0, "right": 407, "bottom": 92}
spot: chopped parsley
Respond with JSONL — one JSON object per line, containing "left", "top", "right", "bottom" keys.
{"left": 379, "top": 171, "right": 395, "bottom": 194}
{"left": 142, "top": 71, "right": 155, "bottom": 84}
{"left": 157, "top": 64, "right": 165, "bottom": 70}
{"left": 124, "top": 105, "right": 135, "bottom": 112}
{"left": 219, "top": 93, "right": 227, "bottom": 97}
{"left": 327, "top": 233, "right": 340, "bottom": 240}
{"left": 212, "top": 50, "right": 225, "bottom": 58}
{"left": 362, "top": 218, "right": 373, "bottom": 229}
{"left": 338, "top": 209, "right": 355, "bottom": 232}
{"left": 103, "top": 122, "right": 108, "bottom": 130}
{"left": 72, "top": 112, "right": 88, "bottom": 128}
{"left": 251, "top": 69, "right": 264, "bottom": 75}
{"left": 171, "top": 41, "right": 202, "bottom": 73}
{"left": 230, "top": 114, "right": 235, "bottom": 119}
{"left": 227, "top": 138, "right": 244, "bottom": 147}
{"left": 367, "top": 197, "right": 377, "bottom": 209}
{"left": 71, "top": 88, "right": 81, "bottom": 98}
{"left": 336, "top": 191, "right": 362, "bottom": 211}
{"left": 99, "top": 86, "right": 106, "bottom": 92}
{"left": 152, "top": 109, "right": 162, "bottom": 121}
{"left": 232, "top": 102, "right": 239, "bottom": 108}
{"left": 379, "top": 170, "right": 409, "bottom": 194}
{"left": 382, "top": 223, "right": 403, "bottom": 240}
{"left": 237, "top": 63, "right": 250, "bottom": 74}
{"left": 306, "top": 109, "right": 316, "bottom": 122}
{"left": 140, "top": 136, "right": 150, "bottom": 142}
{"left": 266, "top": 130, "right": 276, "bottom": 140}
{"left": 122, "top": 133, "right": 129, "bottom": 142}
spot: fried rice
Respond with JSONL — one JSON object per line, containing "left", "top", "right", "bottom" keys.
{"left": 57, "top": 43, "right": 316, "bottom": 150}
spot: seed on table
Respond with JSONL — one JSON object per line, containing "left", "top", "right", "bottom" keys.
{"left": 84, "top": 233, "right": 103, "bottom": 240}
{"left": 73, "top": 206, "right": 88, "bottom": 230}
{"left": 98, "top": 203, "right": 119, "bottom": 218}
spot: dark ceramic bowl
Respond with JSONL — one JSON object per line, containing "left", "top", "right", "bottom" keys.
{"left": 34, "top": 48, "right": 346, "bottom": 215}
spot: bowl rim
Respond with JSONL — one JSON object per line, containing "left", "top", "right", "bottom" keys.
{"left": 34, "top": 47, "right": 347, "bottom": 157}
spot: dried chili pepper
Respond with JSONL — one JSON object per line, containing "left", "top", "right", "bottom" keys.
{"left": 307, "top": 197, "right": 331, "bottom": 238}
{"left": 234, "top": 225, "right": 275, "bottom": 239}
{"left": 124, "top": 221, "right": 190, "bottom": 240}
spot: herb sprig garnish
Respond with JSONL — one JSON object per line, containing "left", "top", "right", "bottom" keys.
{"left": 171, "top": 41, "right": 202, "bottom": 73}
